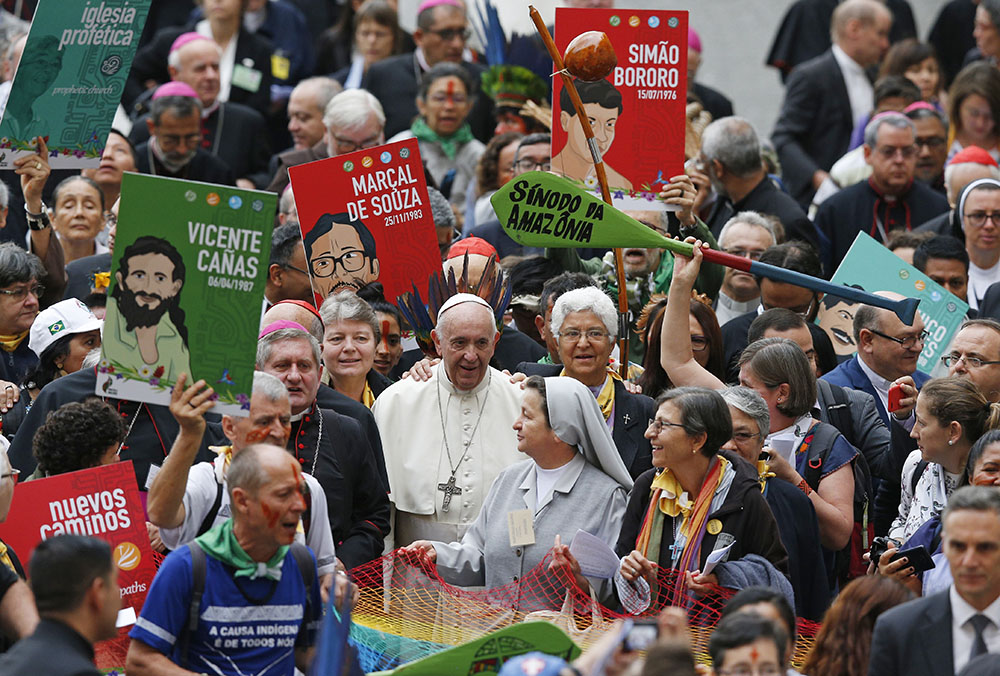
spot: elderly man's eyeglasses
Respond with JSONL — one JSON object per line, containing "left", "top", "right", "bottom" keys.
{"left": 874, "top": 144, "right": 917, "bottom": 160}
{"left": 941, "top": 353, "right": 1000, "bottom": 368}
{"left": 869, "top": 328, "right": 928, "bottom": 350}
{"left": 647, "top": 418, "right": 685, "bottom": 434}
{"left": 158, "top": 133, "right": 200, "bottom": 149}
{"left": 282, "top": 263, "right": 310, "bottom": 277}
{"left": 723, "top": 248, "right": 765, "bottom": 261}
{"left": 558, "top": 328, "right": 610, "bottom": 343}
{"left": 311, "top": 251, "right": 368, "bottom": 277}
{"left": 965, "top": 211, "right": 1000, "bottom": 228}
{"left": 1, "top": 468, "right": 19, "bottom": 484}
{"left": 0, "top": 283, "right": 44, "bottom": 302}
{"left": 731, "top": 431, "right": 761, "bottom": 442}
{"left": 915, "top": 136, "right": 946, "bottom": 149}
{"left": 515, "top": 158, "right": 552, "bottom": 173}
{"left": 427, "top": 27, "right": 470, "bottom": 42}
{"left": 332, "top": 135, "right": 381, "bottom": 154}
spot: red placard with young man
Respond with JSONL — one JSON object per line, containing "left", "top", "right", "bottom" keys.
{"left": 551, "top": 8, "right": 688, "bottom": 211}
{"left": 0, "top": 461, "right": 156, "bottom": 648}
{"left": 288, "top": 138, "right": 441, "bottom": 308}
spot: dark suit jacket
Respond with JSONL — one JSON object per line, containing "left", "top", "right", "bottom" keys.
{"left": 0, "top": 619, "right": 100, "bottom": 676}
{"left": 315, "top": 382, "right": 387, "bottom": 490}
{"left": 267, "top": 140, "right": 329, "bottom": 193}
{"left": 978, "top": 282, "right": 1000, "bottom": 320}
{"left": 362, "top": 52, "right": 495, "bottom": 142}
{"left": 135, "top": 142, "right": 236, "bottom": 186}
{"left": 130, "top": 101, "right": 272, "bottom": 186}
{"left": 772, "top": 50, "right": 855, "bottom": 206}
{"left": 126, "top": 25, "right": 274, "bottom": 117}
{"left": 705, "top": 174, "right": 817, "bottom": 247}
{"left": 868, "top": 590, "right": 953, "bottom": 676}
{"left": 720, "top": 310, "right": 837, "bottom": 383}
{"left": 514, "top": 362, "right": 654, "bottom": 479}
{"left": 822, "top": 355, "right": 930, "bottom": 533}
{"left": 691, "top": 82, "right": 733, "bottom": 122}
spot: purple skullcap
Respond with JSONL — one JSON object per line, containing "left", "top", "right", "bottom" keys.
{"left": 688, "top": 27, "right": 702, "bottom": 54}
{"left": 258, "top": 320, "right": 309, "bottom": 339}
{"left": 417, "top": 0, "right": 463, "bottom": 14}
{"left": 152, "top": 81, "right": 199, "bottom": 100}
{"left": 170, "top": 32, "right": 211, "bottom": 54}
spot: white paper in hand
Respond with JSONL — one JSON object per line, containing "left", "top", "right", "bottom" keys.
{"left": 568, "top": 529, "right": 620, "bottom": 579}
{"left": 702, "top": 540, "right": 735, "bottom": 576}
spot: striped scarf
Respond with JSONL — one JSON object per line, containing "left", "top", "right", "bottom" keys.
{"left": 634, "top": 456, "right": 726, "bottom": 574}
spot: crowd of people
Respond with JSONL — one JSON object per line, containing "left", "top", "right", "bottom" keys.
{"left": 0, "top": 0, "right": 999, "bottom": 674}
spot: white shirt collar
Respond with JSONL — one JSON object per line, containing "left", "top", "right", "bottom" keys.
{"left": 951, "top": 585, "right": 1000, "bottom": 630}
{"left": 857, "top": 353, "right": 894, "bottom": 395}
{"left": 831, "top": 43, "right": 866, "bottom": 78}
{"left": 718, "top": 292, "right": 758, "bottom": 315}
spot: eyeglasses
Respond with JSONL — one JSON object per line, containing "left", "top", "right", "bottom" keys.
{"left": 558, "top": 328, "right": 610, "bottom": 343}
{"left": 427, "top": 92, "right": 469, "bottom": 105}
{"left": 647, "top": 418, "right": 686, "bottom": 434}
{"left": 941, "top": 353, "right": 1000, "bottom": 368}
{"left": 158, "top": 132, "right": 200, "bottom": 149}
{"left": 691, "top": 335, "right": 709, "bottom": 352}
{"left": 874, "top": 144, "right": 918, "bottom": 160}
{"left": 310, "top": 251, "right": 368, "bottom": 277}
{"left": 515, "top": 158, "right": 552, "bottom": 173}
{"left": 964, "top": 211, "right": 1000, "bottom": 228}
{"left": 1, "top": 468, "right": 19, "bottom": 484}
{"left": 716, "top": 667, "right": 782, "bottom": 676}
{"left": 723, "top": 248, "right": 765, "bottom": 261}
{"left": 332, "top": 134, "right": 382, "bottom": 154}
{"left": 0, "top": 283, "right": 44, "bottom": 302}
{"left": 104, "top": 212, "right": 117, "bottom": 230}
{"left": 426, "top": 27, "right": 470, "bottom": 42}
{"left": 869, "top": 328, "right": 928, "bottom": 350}
{"left": 282, "top": 263, "right": 310, "bottom": 276}
{"left": 915, "top": 136, "right": 946, "bottom": 149}
{"left": 731, "top": 431, "right": 762, "bottom": 442}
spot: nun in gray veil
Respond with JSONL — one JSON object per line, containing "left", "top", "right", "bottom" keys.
{"left": 405, "top": 375, "right": 631, "bottom": 612}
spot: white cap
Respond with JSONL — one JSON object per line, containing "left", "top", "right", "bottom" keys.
{"left": 28, "top": 299, "right": 103, "bottom": 358}
{"left": 437, "top": 293, "right": 494, "bottom": 318}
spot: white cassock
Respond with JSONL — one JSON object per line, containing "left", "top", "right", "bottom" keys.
{"left": 373, "top": 362, "right": 524, "bottom": 547}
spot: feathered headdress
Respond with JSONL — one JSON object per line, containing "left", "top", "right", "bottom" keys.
{"left": 396, "top": 253, "right": 512, "bottom": 357}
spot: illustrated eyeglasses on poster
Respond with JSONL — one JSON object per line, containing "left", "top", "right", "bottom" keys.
{"left": 816, "top": 232, "right": 968, "bottom": 372}
{"left": 551, "top": 8, "right": 687, "bottom": 211}
{"left": 288, "top": 137, "right": 441, "bottom": 308}
{"left": 0, "top": 0, "right": 151, "bottom": 169}
{"left": 96, "top": 173, "right": 275, "bottom": 414}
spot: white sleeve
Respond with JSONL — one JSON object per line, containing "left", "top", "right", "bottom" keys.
{"left": 304, "top": 474, "right": 337, "bottom": 576}
{"left": 888, "top": 450, "right": 922, "bottom": 542}
{"left": 158, "top": 463, "right": 220, "bottom": 550}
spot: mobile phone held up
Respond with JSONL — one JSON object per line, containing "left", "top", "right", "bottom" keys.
{"left": 888, "top": 383, "right": 903, "bottom": 413}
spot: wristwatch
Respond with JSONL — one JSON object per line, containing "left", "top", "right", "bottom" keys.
{"left": 25, "top": 204, "right": 50, "bottom": 231}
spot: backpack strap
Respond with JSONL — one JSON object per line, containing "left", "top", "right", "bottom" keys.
{"left": 910, "top": 459, "right": 929, "bottom": 495}
{"left": 179, "top": 541, "right": 207, "bottom": 670}
{"left": 196, "top": 481, "right": 225, "bottom": 537}
{"left": 288, "top": 542, "right": 316, "bottom": 632}
{"left": 800, "top": 422, "right": 842, "bottom": 491}
{"left": 817, "top": 380, "right": 854, "bottom": 444}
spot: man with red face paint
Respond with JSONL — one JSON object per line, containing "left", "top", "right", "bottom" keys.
{"left": 147, "top": 371, "right": 338, "bottom": 601}
{"left": 128, "top": 443, "right": 324, "bottom": 676}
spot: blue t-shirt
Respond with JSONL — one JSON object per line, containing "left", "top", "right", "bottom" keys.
{"left": 130, "top": 544, "right": 322, "bottom": 676}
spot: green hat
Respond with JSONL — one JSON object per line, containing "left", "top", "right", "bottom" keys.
{"left": 481, "top": 65, "right": 548, "bottom": 110}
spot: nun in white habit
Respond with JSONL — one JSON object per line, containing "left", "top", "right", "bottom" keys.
{"left": 406, "top": 375, "right": 632, "bottom": 612}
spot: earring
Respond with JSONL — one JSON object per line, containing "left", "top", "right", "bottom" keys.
{"left": 948, "top": 439, "right": 955, "bottom": 446}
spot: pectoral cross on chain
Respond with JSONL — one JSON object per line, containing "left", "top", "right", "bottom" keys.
{"left": 438, "top": 475, "right": 462, "bottom": 512}
{"left": 623, "top": 413, "right": 630, "bottom": 424}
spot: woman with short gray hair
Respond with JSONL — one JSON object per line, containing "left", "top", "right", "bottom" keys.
{"left": 318, "top": 290, "right": 390, "bottom": 407}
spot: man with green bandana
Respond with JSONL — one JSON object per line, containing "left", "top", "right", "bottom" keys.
{"left": 126, "top": 443, "right": 322, "bottom": 676}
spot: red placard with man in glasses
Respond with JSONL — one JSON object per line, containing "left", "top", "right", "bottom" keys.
{"left": 288, "top": 138, "right": 441, "bottom": 307}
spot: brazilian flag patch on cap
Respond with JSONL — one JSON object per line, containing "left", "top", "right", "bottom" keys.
{"left": 47, "top": 320, "right": 65, "bottom": 335}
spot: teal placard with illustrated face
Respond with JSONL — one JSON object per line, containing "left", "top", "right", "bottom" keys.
{"left": 0, "top": 0, "right": 151, "bottom": 169}
{"left": 96, "top": 173, "right": 275, "bottom": 415}
{"left": 816, "top": 231, "right": 969, "bottom": 372}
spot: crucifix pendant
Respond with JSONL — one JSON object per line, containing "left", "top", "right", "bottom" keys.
{"left": 438, "top": 475, "right": 462, "bottom": 512}
{"left": 668, "top": 540, "right": 683, "bottom": 561}
{"left": 623, "top": 413, "right": 630, "bottom": 424}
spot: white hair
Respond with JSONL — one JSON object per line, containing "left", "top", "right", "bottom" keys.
{"left": 252, "top": 371, "right": 289, "bottom": 404}
{"left": 863, "top": 112, "right": 914, "bottom": 148}
{"left": 167, "top": 37, "right": 222, "bottom": 71}
{"left": 323, "top": 89, "right": 385, "bottom": 134}
{"left": 551, "top": 287, "right": 618, "bottom": 340}
{"left": 718, "top": 210, "right": 777, "bottom": 249}
{"left": 945, "top": 162, "right": 1000, "bottom": 205}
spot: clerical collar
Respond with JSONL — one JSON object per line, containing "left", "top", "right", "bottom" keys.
{"left": 290, "top": 408, "right": 309, "bottom": 422}
{"left": 857, "top": 354, "right": 894, "bottom": 395}
{"left": 718, "top": 292, "right": 758, "bottom": 315}
{"left": 202, "top": 99, "right": 220, "bottom": 118}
